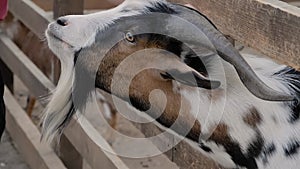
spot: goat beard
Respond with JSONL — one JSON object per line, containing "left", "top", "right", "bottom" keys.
{"left": 41, "top": 53, "right": 96, "bottom": 143}
{"left": 41, "top": 59, "right": 76, "bottom": 143}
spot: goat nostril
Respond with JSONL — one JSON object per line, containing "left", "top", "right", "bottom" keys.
{"left": 56, "top": 18, "right": 68, "bottom": 26}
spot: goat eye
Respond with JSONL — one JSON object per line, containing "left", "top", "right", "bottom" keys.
{"left": 125, "top": 32, "right": 135, "bottom": 43}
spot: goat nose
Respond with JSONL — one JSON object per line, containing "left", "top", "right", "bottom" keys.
{"left": 56, "top": 18, "right": 68, "bottom": 26}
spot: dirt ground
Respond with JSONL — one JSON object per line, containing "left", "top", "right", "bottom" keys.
{"left": 0, "top": 132, "right": 29, "bottom": 169}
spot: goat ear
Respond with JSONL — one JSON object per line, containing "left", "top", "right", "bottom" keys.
{"left": 160, "top": 69, "right": 220, "bottom": 89}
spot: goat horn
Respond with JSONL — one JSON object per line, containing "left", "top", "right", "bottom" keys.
{"left": 173, "top": 4, "right": 294, "bottom": 101}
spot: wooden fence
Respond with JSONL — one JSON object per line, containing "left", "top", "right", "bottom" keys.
{"left": 0, "top": 0, "right": 299, "bottom": 169}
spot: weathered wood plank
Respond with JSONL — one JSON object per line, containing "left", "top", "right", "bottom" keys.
{"left": 132, "top": 117, "right": 221, "bottom": 169}
{"left": 170, "top": 0, "right": 300, "bottom": 68}
{"left": 0, "top": 34, "right": 129, "bottom": 169}
{"left": 59, "top": 135, "right": 83, "bottom": 169}
{"left": 289, "top": 1, "right": 300, "bottom": 7}
{"left": 32, "top": 0, "right": 122, "bottom": 11}
{"left": 53, "top": 0, "right": 84, "bottom": 19}
{"left": 172, "top": 139, "right": 222, "bottom": 169}
{"left": 134, "top": 123, "right": 221, "bottom": 169}
{"left": 0, "top": 34, "right": 54, "bottom": 97}
{"left": 8, "top": 0, "right": 52, "bottom": 39}
{"left": 64, "top": 118, "right": 130, "bottom": 169}
{"left": 85, "top": 91, "right": 179, "bottom": 169}
{"left": 4, "top": 88, "right": 67, "bottom": 169}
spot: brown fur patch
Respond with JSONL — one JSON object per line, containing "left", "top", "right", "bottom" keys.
{"left": 96, "top": 34, "right": 175, "bottom": 91}
{"left": 208, "top": 123, "right": 230, "bottom": 145}
{"left": 129, "top": 69, "right": 202, "bottom": 141}
{"left": 243, "top": 107, "right": 262, "bottom": 128}
{"left": 95, "top": 34, "right": 202, "bottom": 141}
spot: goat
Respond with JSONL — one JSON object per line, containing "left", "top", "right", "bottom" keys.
{"left": 42, "top": 0, "right": 300, "bottom": 168}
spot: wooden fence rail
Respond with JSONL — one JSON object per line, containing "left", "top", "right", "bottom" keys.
{"left": 8, "top": 0, "right": 51, "bottom": 39}
{"left": 4, "top": 88, "right": 67, "bottom": 169}
{"left": 171, "top": 0, "right": 300, "bottom": 68}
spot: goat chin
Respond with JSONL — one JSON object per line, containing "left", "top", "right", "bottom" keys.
{"left": 41, "top": 56, "right": 75, "bottom": 143}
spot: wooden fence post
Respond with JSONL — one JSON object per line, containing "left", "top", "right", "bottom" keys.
{"left": 53, "top": 0, "right": 84, "bottom": 19}
{"left": 59, "top": 135, "right": 83, "bottom": 169}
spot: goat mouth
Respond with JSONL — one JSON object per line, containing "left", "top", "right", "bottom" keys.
{"left": 47, "top": 30, "right": 74, "bottom": 48}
